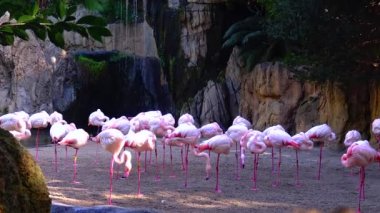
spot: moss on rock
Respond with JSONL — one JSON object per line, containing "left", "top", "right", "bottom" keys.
{"left": 0, "top": 129, "right": 51, "bottom": 213}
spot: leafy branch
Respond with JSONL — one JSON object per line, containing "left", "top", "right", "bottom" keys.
{"left": 0, "top": 0, "right": 112, "bottom": 49}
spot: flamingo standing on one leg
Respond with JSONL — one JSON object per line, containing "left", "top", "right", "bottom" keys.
{"left": 241, "top": 130, "right": 266, "bottom": 190}
{"left": 91, "top": 128, "right": 132, "bottom": 205}
{"left": 225, "top": 124, "right": 248, "bottom": 180}
{"left": 291, "top": 132, "right": 314, "bottom": 186}
{"left": 264, "top": 129, "right": 299, "bottom": 187}
{"left": 50, "top": 120, "right": 77, "bottom": 172}
{"left": 148, "top": 115, "right": 175, "bottom": 175}
{"left": 262, "top": 125, "right": 286, "bottom": 174}
{"left": 89, "top": 109, "right": 109, "bottom": 163}
{"left": 28, "top": 110, "right": 50, "bottom": 161}
{"left": 58, "top": 128, "right": 89, "bottom": 183}
{"left": 305, "top": 123, "right": 336, "bottom": 180}
{"left": 341, "top": 140, "right": 380, "bottom": 213}
{"left": 195, "top": 134, "right": 231, "bottom": 193}
{"left": 124, "top": 129, "right": 156, "bottom": 197}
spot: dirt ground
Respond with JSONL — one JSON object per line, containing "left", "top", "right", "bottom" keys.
{"left": 24, "top": 132, "right": 380, "bottom": 213}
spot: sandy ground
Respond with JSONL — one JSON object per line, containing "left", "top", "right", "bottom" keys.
{"left": 24, "top": 132, "right": 380, "bottom": 213}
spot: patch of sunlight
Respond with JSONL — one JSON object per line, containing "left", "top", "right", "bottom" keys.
{"left": 48, "top": 186, "right": 88, "bottom": 192}
{"left": 49, "top": 195, "right": 96, "bottom": 205}
{"left": 113, "top": 193, "right": 150, "bottom": 200}
{"left": 151, "top": 191, "right": 297, "bottom": 210}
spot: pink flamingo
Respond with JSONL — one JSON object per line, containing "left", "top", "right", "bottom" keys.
{"left": 200, "top": 122, "right": 223, "bottom": 139}
{"left": 162, "top": 113, "right": 176, "bottom": 127}
{"left": 124, "top": 129, "right": 156, "bottom": 196}
{"left": 241, "top": 130, "right": 266, "bottom": 190}
{"left": 177, "top": 113, "right": 195, "bottom": 125}
{"left": 89, "top": 109, "right": 109, "bottom": 162}
{"left": 195, "top": 134, "right": 231, "bottom": 193}
{"left": 13, "top": 111, "right": 31, "bottom": 129}
{"left": 91, "top": 128, "right": 132, "bottom": 204}
{"left": 341, "top": 140, "right": 380, "bottom": 213}
{"left": 58, "top": 128, "right": 89, "bottom": 183}
{"left": 291, "top": 132, "right": 314, "bottom": 186}
{"left": 49, "top": 111, "right": 63, "bottom": 125}
{"left": 263, "top": 125, "right": 286, "bottom": 174}
{"left": 29, "top": 110, "right": 50, "bottom": 161}
{"left": 164, "top": 134, "right": 185, "bottom": 177}
{"left": 0, "top": 112, "right": 31, "bottom": 141}
{"left": 225, "top": 124, "right": 248, "bottom": 180}
{"left": 371, "top": 118, "right": 380, "bottom": 148}
{"left": 0, "top": 113, "right": 29, "bottom": 132}
{"left": 50, "top": 120, "right": 76, "bottom": 172}
{"left": 344, "top": 130, "right": 361, "bottom": 148}
{"left": 305, "top": 123, "right": 336, "bottom": 180}
{"left": 232, "top": 115, "right": 252, "bottom": 129}
{"left": 264, "top": 129, "right": 299, "bottom": 187}
{"left": 164, "top": 122, "right": 209, "bottom": 187}
{"left": 102, "top": 116, "right": 131, "bottom": 135}
{"left": 148, "top": 115, "right": 175, "bottom": 172}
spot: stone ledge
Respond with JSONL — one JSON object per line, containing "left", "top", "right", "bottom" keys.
{"left": 51, "top": 202, "right": 160, "bottom": 213}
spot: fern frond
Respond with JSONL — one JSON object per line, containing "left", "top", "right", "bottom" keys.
{"left": 222, "top": 30, "right": 251, "bottom": 49}
{"left": 223, "top": 16, "right": 260, "bottom": 40}
{"left": 242, "top": 31, "right": 265, "bottom": 45}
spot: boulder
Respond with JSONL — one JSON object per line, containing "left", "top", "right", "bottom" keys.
{"left": 0, "top": 129, "right": 51, "bottom": 212}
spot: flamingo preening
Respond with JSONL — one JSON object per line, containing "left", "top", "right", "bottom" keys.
{"left": 341, "top": 140, "right": 380, "bottom": 213}
{"left": 91, "top": 128, "right": 132, "bottom": 204}
{"left": 305, "top": 124, "right": 336, "bottom": 180}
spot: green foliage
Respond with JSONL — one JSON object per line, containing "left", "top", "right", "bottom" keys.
{"left": 75, "top": 55, "right": 106, "bottom": 78}
{"left": 223, "top": 0, "right": 380, "bottom": 83}
{"left": 0, "top": 0, "right": 112, "bottom": 49}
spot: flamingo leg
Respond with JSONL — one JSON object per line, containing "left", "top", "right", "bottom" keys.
{"left": 317, "top": 143, "right": 324, "bottom": 180}
{"left": 252, "top": 154, "right": 257, "bottom": 191}
{"left": 54, "top": 140, "right": 58, "bottom": 172}
{"left": 154, "top": 143, "right": 160, "bottom": 181}
{"left": 94, "top": 126, "right": 100, "bottom": 164}
{"left": 215, "top": 153, "right": 221, "bottom": 193}
{"left": 357, "top": 166, "right": 365, "bottom": 213}
{"left": 271, "top": 147, "right": 275, "bottom": 174}
{"left": 144, "top": 151, "right": 147, "bottom": 172}
{"left": 162, "top": 142, "right": 166, "bottom": 170}
{"left": 181, "top": 147, "right": 185, "bottom": 171}
{"left": 295, "top": 150, "right": 300, "bottom": 187}
{"left": 137, "top": 152, "right": 143, "bottom": 197}
{"left": 35, "top": 128, "right": 40, "bottom": 161}
{"left": 235, "top": 141, "right": 240, "bottom": 180}
{"left": 273, "top": 148, "right": 281, "bottom": 187}
{"left": 72, "top": 149, "right": 79, "bottom": 183}
{"left": 108, "top": 158, "right": 115, "bottom": 205}
{"left": 184, "top": 144, "right": 189, "bottom": 188}
{"left": 169, "top": 145, "right": 175, "bottom": 178}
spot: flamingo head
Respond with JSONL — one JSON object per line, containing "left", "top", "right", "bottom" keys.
{"left": 284, "top": 140, "right": 300, "bottom": 149}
